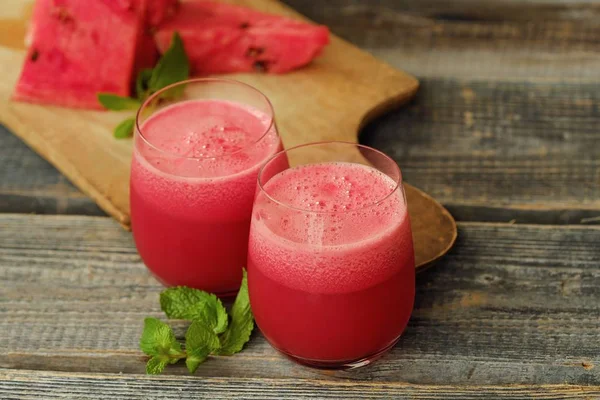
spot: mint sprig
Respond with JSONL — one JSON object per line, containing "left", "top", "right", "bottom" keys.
{"left": 98, "top": 32, "right": 189, "bottom": 139}
{"left": 140, "top": 270, "right": 254, "bottom": 375}
{"left": 139, "top": 317, "right": 186, "bottom": 374}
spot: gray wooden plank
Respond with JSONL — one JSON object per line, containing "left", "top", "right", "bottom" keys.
{"left": 0, "top": 369, "right": 598, "bottom": 400}
{"left": 285, "top": 0, "right": 600, "bottom": 24}
{"left": 0, "top": 124, "right": 104, "bottom": 216}
{"left": 361, "top": 78, "right": 600, "bottom": 211}
{"left": 284, "top": 0, "right": 600, "bottom": 82}
{"left": 1, "top": 214, "right": 598, "bottom": 385}
{"left": 445, "top": 204, "right": 600, "bottom": 225}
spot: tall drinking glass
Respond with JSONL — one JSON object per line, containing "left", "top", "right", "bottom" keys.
{"left": 131, "top": 78, "right": 285, "bottom": 295}
{"left": 248, "top": 142, "right": 415, "bottom": 368}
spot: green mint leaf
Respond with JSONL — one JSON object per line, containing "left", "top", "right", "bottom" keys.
{"left": 149, "top": 32, "right": 189, "bottom": 97}
{"left": 215, "top": 270, "right": 254, "bottom": 356}
{"left": 160, "top": 287, "right": 228, "bottom": 334}
{"left": 213, "top": 303, "right": 228, "bottom": 334}
{"left": 136, "top": 68, "right": 154, "bottom": 101}
{"left": 97, "top": 93, "right": 141, "bottom": 111}
{"left": 113, "top": 117, "right": 136, "bottom": 139}
{"left": 185, "top": 320, "right": 221, "bottom": 373}
{"left": 195, "top": 300, "right": 228, "bottom": 335}
{"left": 146, "top": 356, "right": 169, "bottom": 375}
{"left": 139, "top": 317, "right": 183, "bottom": 357}
{"left": 160, "top": 287, "right": 215, "bottom": 319}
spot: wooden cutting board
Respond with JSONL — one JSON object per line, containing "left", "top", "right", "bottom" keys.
{"left": 0, "top": 0, "right": 456, "bottom": 271}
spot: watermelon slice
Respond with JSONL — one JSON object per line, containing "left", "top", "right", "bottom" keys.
{"left": 133, "top": 0, "right": 179, "bottom": 73}
{"left": 154, "top": 1, "right": 329, "bottom": 75}
{"left": 144, "top": 0, "right": 179, "bottom": 26}
{"left": 13, "top": 0, "right": 141, "bottom": 109}
{"left": 135, "top": 31, "right": 161, "bottom": 75}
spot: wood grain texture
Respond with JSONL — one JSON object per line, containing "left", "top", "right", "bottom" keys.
{"left": 284, "top": 0, "right": 600, "bottom": 82}
{"left": 1, "top": 214, "right": 598, "bottom": 385}
{"left": 1, "top": 370, "right": 599, "bottom": 400}
{"left": 445, "top": 204, "right": 600, "bottom": 226}
{"left": 0, "top": 124, "right": 103, "bottom": 216}
{"left": 362, "top": 78, "right": 600, "bottom": 210}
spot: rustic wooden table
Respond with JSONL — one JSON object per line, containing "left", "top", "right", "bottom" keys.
{"left": 1, "top": 1, "right": 599, "bottom": 398}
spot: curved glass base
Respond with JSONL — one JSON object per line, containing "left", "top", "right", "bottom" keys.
{"left": 273, "top": 337, "right": 400, "bottom": 370}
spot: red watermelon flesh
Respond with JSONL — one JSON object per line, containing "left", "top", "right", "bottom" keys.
{"left": 14, "top": 0, "right": 141, "bottom": 109}
{"left": 144, "top": 0, "right": 179, "bottom": 26}
{"left": 133, "top": 0, "right": 180, "bottom": 73}
{"left": 135, "top": 30, "right": 161, "bottom": 75}
{"left": 154, "top": 1, "right": 329, "bottom": 75}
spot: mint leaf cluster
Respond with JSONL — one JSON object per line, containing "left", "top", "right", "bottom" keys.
{"left": 140, "top": 270, "right": 254, "bottom": 375}
{"left": 97, "top": 32, "right": 189, "bottom": 139}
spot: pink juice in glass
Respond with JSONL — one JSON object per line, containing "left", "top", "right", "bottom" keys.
{"left": 248, "top": 160, "right": 415, "bottom": 366}
{"left": 131, "top": 94, "right": 284, "bottom": 295}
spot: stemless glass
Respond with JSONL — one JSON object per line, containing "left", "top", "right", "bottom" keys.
{"left": 248, "top": 142, "right": 415, "bottom": 369}
{"left": 131, "top": 78, "right": 285, "bottom": 296}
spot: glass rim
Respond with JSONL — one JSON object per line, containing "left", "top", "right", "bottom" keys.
{"left": 135, "top": 78, "right": 276, "bottom": 160}
{"left": 257, "top": 141, "right": 404, "bottom": 214}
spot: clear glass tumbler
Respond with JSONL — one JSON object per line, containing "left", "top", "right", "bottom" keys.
{"left": 131, "top": 78, "right": 285, "bottom": 296}
{"left": 248, "top": 141, "right": 415, "bottom": 369}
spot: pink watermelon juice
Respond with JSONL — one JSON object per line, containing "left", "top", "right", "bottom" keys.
{"left": 131, "top": 81, "right": 284, "bottom": 294}
{"left": 248, "top": 155, "right": 415, "bottom": 367}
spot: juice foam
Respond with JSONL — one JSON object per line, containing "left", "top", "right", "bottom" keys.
{"left": 141, "top": 99, "right": 271, "bottom": 161}
{"left": 132, "top": 99, "right": 281, "bottom": 221}
{"left": 249, "top": 162, "right": 412, "bottom": 294}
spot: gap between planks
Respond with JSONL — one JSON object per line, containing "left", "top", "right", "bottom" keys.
{"left": 0, "top": 368, "right": 599, "bottom": 400}
{"left": 2, "top": 212, "right": 600, "bottom": 229}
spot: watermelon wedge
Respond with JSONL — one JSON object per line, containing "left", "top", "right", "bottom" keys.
{"left": 13, "top": 0, "right": 141, "bottom": 109}
{"left": 144, "top": 0, "right": 179, "bottom": 26}
{"left": 133, "top": 0, "right": 179, "bottom": 73}
{"left": 154, "top": 1, "right": 330, "bottom": 75}
{"left": 135, "top": 31, "right": 161, "bottom": 75}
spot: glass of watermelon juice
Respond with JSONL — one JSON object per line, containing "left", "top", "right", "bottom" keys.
{"left": 248, "top": 142, "right": 415, "bottom": 369}
{"left": 131, "top": 78, "right": 286, "bottom": 296}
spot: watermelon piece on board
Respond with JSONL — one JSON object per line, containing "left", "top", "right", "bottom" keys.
{"left": 13, "top": 0, "right": 141, "bottom": 109}
{"left": 135, "top": 30, "right": 161, "bottom": 75}
{"left": 145, "top": 0, "right": 179, "bottom": 26}
{"left": 154, "top": 0, "right": 329, "bottom": 75}
{"left": 133, "top": 0, "right": 179, "bottom": 74}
